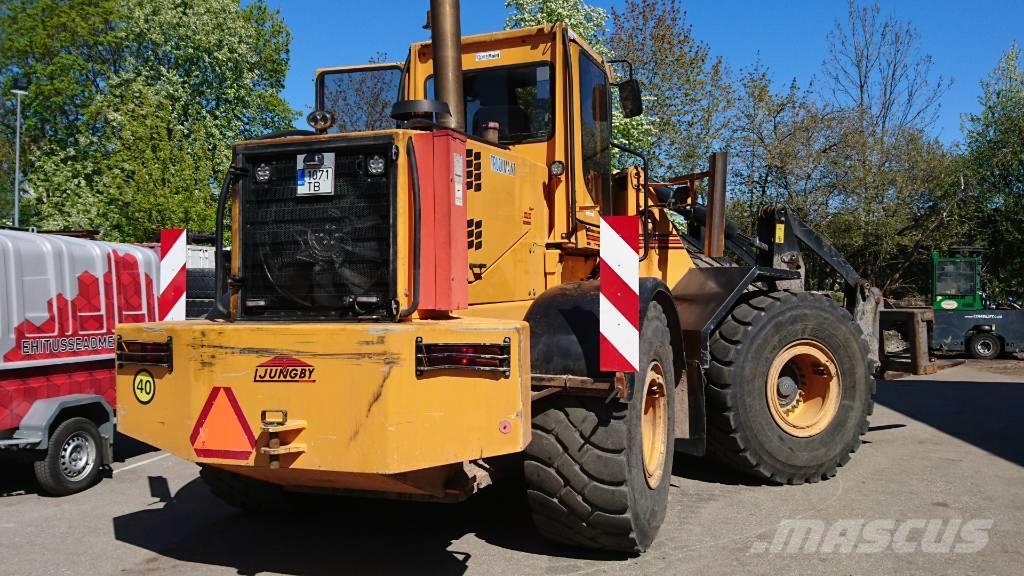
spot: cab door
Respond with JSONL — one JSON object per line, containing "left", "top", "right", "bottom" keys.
{"left": 568, "top": 40, "right": 612, "bottom": 250}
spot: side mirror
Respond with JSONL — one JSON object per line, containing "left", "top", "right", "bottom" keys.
{"left": 618, "top": 79, "right": 643, "bottom": 118}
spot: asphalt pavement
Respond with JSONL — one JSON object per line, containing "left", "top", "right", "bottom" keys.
{"left": 1, "top": 359, "right": 1022, "bottom": 576}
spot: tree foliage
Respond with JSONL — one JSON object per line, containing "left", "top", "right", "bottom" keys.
{"left": 608, "top": 0, "right": 731, "bottom": 176}
{"left": 504, "top": 0, "right": 610, "bottom": 55}
{"left": 0, "top": 0, "right": 295, "bottom": 240}
{"left": 728, "top": 2, "right": 959, "bottom": 297}
{"left": 959, "top": 43, "right": 1024, "bottom": 298}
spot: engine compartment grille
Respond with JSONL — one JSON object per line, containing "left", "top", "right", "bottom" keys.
{"left": 237, "top": 140, "right": 394, "bottom": 320}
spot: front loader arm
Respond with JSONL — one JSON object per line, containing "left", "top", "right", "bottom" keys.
{"left": 756, "top": 205, "right": 882, "bottom": 369}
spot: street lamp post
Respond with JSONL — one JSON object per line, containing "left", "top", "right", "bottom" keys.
{"left": 11, "top": 77, "right": 28, "bottom": 228}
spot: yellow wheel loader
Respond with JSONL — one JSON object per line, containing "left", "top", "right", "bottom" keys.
{"left": 115, "top": 0, "right": 878, "bottom": 553}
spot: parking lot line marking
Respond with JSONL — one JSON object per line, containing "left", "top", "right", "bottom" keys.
{"left": 113, "top": 453, "right": 170, "bottom": 475}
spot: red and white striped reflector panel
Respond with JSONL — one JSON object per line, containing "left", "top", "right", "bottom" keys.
{"left": 159, "top": 229, "right": 186, "bottom": 321}
{"left": 599, "top": 216, "right": 639, "bottom": 373}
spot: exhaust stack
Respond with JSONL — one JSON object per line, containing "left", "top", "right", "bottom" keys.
{"left": 430, "top": 0, "right": 465, "bottom": 131}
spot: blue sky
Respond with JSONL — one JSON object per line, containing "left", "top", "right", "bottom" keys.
{"left": 266, "top": 0, "right": 1022, "bottom": 144}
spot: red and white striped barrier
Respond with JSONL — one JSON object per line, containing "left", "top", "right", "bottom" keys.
{"left": 599, "top": 216, "right": 639, "bottom": 373}
{"left": 158, "top": 229, "right": 187, "bottom": 321}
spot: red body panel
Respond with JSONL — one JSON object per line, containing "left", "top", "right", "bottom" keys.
{"left": 413, "top": 130, "right": 469, "bottom": 314}
{"left": 0, "top": 361, "right": 115, "bottom": 431}
{"left": 1, "top": 250, "right": 157, "bottom": 431}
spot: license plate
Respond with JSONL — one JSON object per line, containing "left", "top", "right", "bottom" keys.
{"left": 296, "top": 152, "right": 335, "bottom": 196}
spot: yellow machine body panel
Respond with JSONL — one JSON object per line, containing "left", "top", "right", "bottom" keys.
{"left": 116, "top": 318, "right": 530, "bottom": 475}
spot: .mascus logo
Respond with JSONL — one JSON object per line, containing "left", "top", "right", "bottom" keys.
{"left": 254, "top": 356, "right": 316, "bottom": 383}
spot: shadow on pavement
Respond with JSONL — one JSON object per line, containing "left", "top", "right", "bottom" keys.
{"left": 0, "top": 432, "right": 159, "bottom": 497}
{"left": 112, "top": 473, "right": 629, "bottom": 576}
{"left": 876, "top": 378, "right": 1024, "bottom": 467}
{"left": 113, "top": 432, "right": 160, "bottom": 463}
{"left": 0, "top": 462, "right": 37, "bottom": 497}
{"left": 671, "top": 453, "right": 768, "bottom": 487}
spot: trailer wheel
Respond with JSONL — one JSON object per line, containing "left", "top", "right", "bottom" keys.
{"left": 199, "top": 465, "right": 292, "bottom": 512}
{"left": 524, "top": 304, "right": 675, "bottom": 553}
{"left": 969, "top": 333, "right": 1001, "bottom": 360}
{"left": 33, "top": 417, "right": 102, "bottom": 496}
{"left": 705, "top": 291, "right": 873, "bottom": 484}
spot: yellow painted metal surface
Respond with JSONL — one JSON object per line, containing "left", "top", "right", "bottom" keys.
{"left": 463, "top": 142, "right": 548, "bottom": 304}
{"left": 116, "top": 318, "right": 530, "bottom": 475}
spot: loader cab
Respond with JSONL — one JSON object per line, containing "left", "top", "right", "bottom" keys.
{"left": 932, "top": 248, "right": 984, "bottom": 311}
{"left": 314, "top": 25, "right": 640, "bottom": 246}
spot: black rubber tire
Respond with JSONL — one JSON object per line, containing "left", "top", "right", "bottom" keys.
{"left": 199, "top": 465, "right": 292, "bottom": 512}
{"left": 33, "top": 417, "right": 103, "bottom": 496}
{"left": 524, "top": 304, "right": 675, "bottom": 554}
{"left": 705, "top": 291, "right": 873, "bottom": 485}
{"left": 187, "top": 268, "right": 217, "bottom": 300}
{"left": 186, "top": 298, "right": 215, "bottom": 319}
{"left": 968, "top": 333, "right": 1001, "bottom": 360}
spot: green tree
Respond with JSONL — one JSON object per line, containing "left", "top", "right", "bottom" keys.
{"left": 960, "top": 43, "right": 1024, "bottom": 298}
{"left": 724, "top": 2, "right": 958, "bottom": 297}
{"left": 0, "top": 0, "right": 295, "bottom": 240}
{"left": 608, "top": 0, "right": 731, "bottom": 177}
{"left": 504, "top": 0, "right": 609, "bottom": 55}
{"left": 816, "top": 1, "right": 954, "bottom": 293}
{"left": 728, "top": 62, "right": 845, "bottom": 229}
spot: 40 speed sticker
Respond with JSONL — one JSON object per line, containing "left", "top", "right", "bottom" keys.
{"left": 133, "top": 370, "right": 156, "bottom": 405}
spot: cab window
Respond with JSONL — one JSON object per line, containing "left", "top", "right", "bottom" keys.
{"left": 318, "top": 65, "right": 403, "bottom": 133}
{"left": 936, "top": 260, "right": 977, "bottom": 296}
{"left": 427, "top": 63, "right": 553, "bottom": 144}
{"left": 578, "top": 52, "right": 611, "bottom": 204}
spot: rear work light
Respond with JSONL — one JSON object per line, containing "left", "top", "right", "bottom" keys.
{"left": 415, "top": 338, "right": 511, "bottom": 377}
{"left": 116, "top": 336, "right": 173, "bottom": 373}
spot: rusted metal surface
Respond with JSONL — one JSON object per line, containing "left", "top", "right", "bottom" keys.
{"left": 880, "top": 307, "right": 938, "bottom": 375}
{"left": 703, "top": 152, "right": 727, "bottom": 258}
{"left": 429, "top": 0, "right": 465, "bottom": 130}
{"left": 530, "top": 373, "right": 613, "bottom": 398}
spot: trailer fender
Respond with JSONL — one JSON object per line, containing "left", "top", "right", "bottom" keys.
{"left": 5, "top": 394, "right": 114, "bottom": 465}
{"left": 525, "top": 279, "right": 684, "bottom": 404}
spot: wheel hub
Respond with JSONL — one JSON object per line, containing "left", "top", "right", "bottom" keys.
{"left": 776, "top": 375, "right": 800, "bottom": 408}
{"left": 641, "top": 361, "right": 668, "bottom": 489}
{"left": 977, "top": 340, "right": 993, "bottom": 354}
{"left": 59, "top": 432, "right": 96, "bottom": 481}
{"left": 766, "top": 340, "right": 842, "bottom": 438}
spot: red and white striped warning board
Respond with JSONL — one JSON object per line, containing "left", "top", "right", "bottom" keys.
{"left": 158, "top": 229, "right": 186, "bottom": 321}
{"left": 599, "top": 216, "right": 639, "bottom": 373}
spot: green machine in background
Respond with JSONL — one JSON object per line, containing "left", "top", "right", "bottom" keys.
{"left": 929, "top": 246, "right": 1023, "bottom": 360}
{"left": 932, "top": 247, "right": 984, "bottom": 311}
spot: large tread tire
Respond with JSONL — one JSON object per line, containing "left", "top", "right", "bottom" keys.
{"left": 33, "top": 417, "right": 103, "bottom": 496}
{"left": 199, "top": 465, "right": 291, "bottom": 512}
{"left": 186, "top": 298, "right": 215, "bottom": 319}
{"left": 186, "top": 268, "right": 217, "bottom": 300}
{"left": 524, "top": 304, "right": 675, "bottom": 554}
{"left": 968, "top": 333, "right": 1001, "bottom": 360}
{"left": 706, "top": 290, "right": 873, "bottom": 485}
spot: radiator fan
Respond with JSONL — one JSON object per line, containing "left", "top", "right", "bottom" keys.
{"left": 259, "top": 215, "right": 386, "bottom": 307}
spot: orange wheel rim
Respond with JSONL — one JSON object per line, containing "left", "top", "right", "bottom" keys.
{"left": 766, "top": 340, "right": 841, "bottom": 438}
{"left": 641, "top": 361, "right": 668, "bottom": 488}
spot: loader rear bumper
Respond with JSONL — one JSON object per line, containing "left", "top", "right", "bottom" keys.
{"left": 115, "top": 319, "right": 530, "bottom": 481}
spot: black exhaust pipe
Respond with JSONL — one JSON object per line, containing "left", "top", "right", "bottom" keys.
{"left": 430, "top": 0, "right": 465, "bottom": 131}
